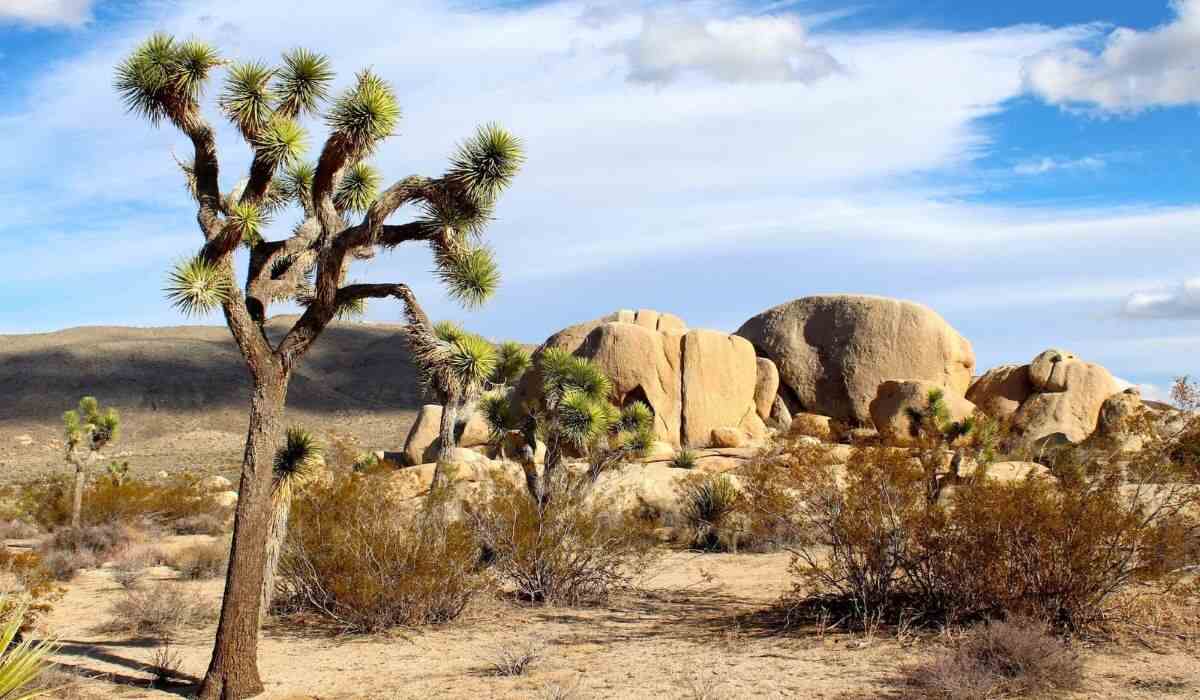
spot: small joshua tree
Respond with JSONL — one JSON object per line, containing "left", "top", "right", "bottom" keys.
{"left": 260, "top": 427, "right": 323, "bottom": 624}
{"left": 492, "top": 341, "right": 531, "bottom": 387}
{"left": 63, "top": 396, "right": 120, "bottom": 529}
{"left": 408, "top": 321, "right": 497, "bottom": 489}
{"left": 114, "top": 34, "right": 522, "bottom": 699}
{"left": 479, "top": 348, "right": 653, "bottom": 505}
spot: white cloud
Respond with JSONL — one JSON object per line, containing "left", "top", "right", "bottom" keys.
{"left": 1012, "top": 155, "right": 1106, "bottom": 175}
{"left": 0, "top": 0, "right": 92, "bottom": 27}
{"left": 1122, "top": 278, "right": 1200, "bottom": 319}
{"left": 1024, "top": 0, "right": 1200, "bottom": 111}
{"left": 625, "top": 12, "right": 842, "bottom": 84}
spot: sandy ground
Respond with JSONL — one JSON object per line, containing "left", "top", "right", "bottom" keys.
{"left": 27, "top": 540, "right": 1200, "bottom": 700}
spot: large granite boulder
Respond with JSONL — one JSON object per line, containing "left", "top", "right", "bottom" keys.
{"left": 753, "top": 357, "right": 780, "bottom": 421}
{"left": 736, "top": 295, "right": 975, "bottom": 425}
{"left": 401, "top": 404, "right": 492, "bottom": 466}
{"left": 869, "top": 380, "right": 977, "bottom": 446}
{"left": 519, "top": 310, "right": 762, "bottom": 447}
{"left": 1010, "top": 350, "right": 1119, "bottom": 444}
{"left": 966, "top": 364, "right": 1033, "bottom": 420}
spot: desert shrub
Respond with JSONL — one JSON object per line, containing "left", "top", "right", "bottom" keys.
{"left": 904, "top": 619, "right": 1082, "bottom": 699}
{"left": 276, "top": 473, "right": 486, "bottom": 633}
{"left": 677, "top": 473, "right": 744, "bottom": 552}
{"left": 38, "top": 548, "right": 97, "bottom": 582}
{"left": 48, "top": 522, "right": 136, "bottom": 556}
{"left": 753, "top": 424, "right": 1200, "bottom": 631}
{"left": 670, "top": 449, "right": 699, "bottom": 470}
{"left": 486, "top": 638, "right": 543, "bottom": 676}
{"left": 0, "top": 549, "right": 63, "bottom": 632}
{"left": 169, "top": 541, "right": 228, "bottom": 580}
{"left": 0, "top": 520, "right": 40, "bottom": 541}
{"left": 471, "top": 474, "right": 657, "bottom": 604}
{"left": 104, "top": 582, "right": 216, "bottom": 637}
{"left": 19, "top": 474, "right": 226, "bottom": 533}
{"left": 171, "top": 513, "right": 227, "bottom": 536}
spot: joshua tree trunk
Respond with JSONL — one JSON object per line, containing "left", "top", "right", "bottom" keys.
{"left": 431, "top": 390, "right": 461, "bottom": 490}
{"left": 199, "top": 368, "right": 288, "bottom": 700}
{"left": 69, "top": 454, "right": 86, "bottom": 530}
{"left": 259, "top": 490, "right": 292, "bottom": 626}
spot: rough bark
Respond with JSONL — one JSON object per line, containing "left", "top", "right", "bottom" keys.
{"left": 258, "top": 491, "right": 291, "bottom": 626}
{"left": 70, "top": 459, "right": 85, "bottom": 530}
{"left": 198, "top": 367, "right": 288, "bottom": 700}
{"left": 431, "top": 395, "right": 460, "bottom": 489}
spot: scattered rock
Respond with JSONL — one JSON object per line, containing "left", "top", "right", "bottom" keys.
{"left": 213, "top": 491, "right": 238, "bottom": 509}
{"left": 200, "top": 475, "right": 233, "bottom": 491}
{"left": 788, "top": 413, "right": 834, "bottom": 441}
{"left": 13, "top": 435, "right": 34, "bottom": 447}
{"left": 736, "top": 295, "right": 975, "bottom": 424}
{"left": 710, "top": 427, "right": 747, "bottom": 448}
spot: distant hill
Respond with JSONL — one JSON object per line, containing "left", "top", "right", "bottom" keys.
{"left": 0, "top": 317, "right": 426, "bottom": 479}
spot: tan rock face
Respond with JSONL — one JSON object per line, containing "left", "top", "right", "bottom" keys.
{"left": 736, "top": 295, "right": 975, "bottom": 424}
{"left": 402, "top": 405, "right": 443, "bottom": 466}
{"left": 1028, "top": 349, "right": 1080, "bottom": 392}
{"left": 753, "top": 357, "right": 780, "bottom": 421}
{"left": 967, "top": 364, "right": 1033, "bottom": 420}
{"left": 869, "top": 380, "right": 977, "bottom": 446}
{"left": 680, "top": 330, "right": 760, "bottom": 447}
{"left": 1012, "top": 355, "right": 1118, "bottom": 443}
{"left": 526, "top": 310, "right": 763, "bottom": 448}
{"left": 789, "top": 412, "right": 833, "bottom": 441}
{"left": 577, "top": 322, "right": 682, "bottom": 445}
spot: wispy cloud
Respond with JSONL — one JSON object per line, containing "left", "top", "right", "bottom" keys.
{"left": 0, "top": 0, "right": 93, "bottom": 28}
{"left": 1121, "top": 278, "right": 1200, "bottom": 319}
{"left": 1012, "top": 155, "right": 1106, "bottom": 176}
{"left": 625, "top": 11, "right": 843, "bottom": 84}
{"left": 1024, "top": 0, "right": 1200, "bottom": 111}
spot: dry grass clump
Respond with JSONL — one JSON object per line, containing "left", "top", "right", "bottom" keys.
{"left": 103, "top": 582, "right": 216, "bottom": 637}
{"left": 19, "top": 473, "right": 227, "bottom": 534}
{"left": 276, "top": 473, "right": 487, "bottom": 633}
{"left": 0, "top": 519, "right": 41, "bottom": 541}
{"left": 0, "top": 548, "right": 64, "bottom": 631}
{"left": 471, "top": 475, "right": 657, "bottom": 605}
{"left": 36, "top": 523, "right": 140, "bottom": 581}
{"left": 169, "top": 541, "right": 228, "bottom": 580}
{"left": 904, "top": 619, "right": 1082, "bottom": 699}
{"left": 486, "top": 638, "right": 543, "bottom": 676}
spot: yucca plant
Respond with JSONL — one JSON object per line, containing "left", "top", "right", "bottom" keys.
{"left": 62, "top": 396, "right": 120, "bottom": 529}
{"left": 114, "top": 33, "right": 522, "bottom": 700}
{"left": 679, "top": 474, "right": 743, "bottom": 551}
{"left": 670, "top": 448, "right": 699, "bottom": 470}
{"left": 0, "top": 599, "right": 59, "bottom": 699}
{"left": 260, "top": 428, "right": 323, "bottom": 624}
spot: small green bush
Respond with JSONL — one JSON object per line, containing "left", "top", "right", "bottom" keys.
{"left": 678, "top": 473, "right": 743, "bottom": 552}
{"left": 669, "top": 449, "right": 699, "bottom": 470}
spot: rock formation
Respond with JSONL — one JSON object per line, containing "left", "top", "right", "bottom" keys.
{"left": 736, "top": 295, "right": 975, "bottom": 425}
{"left": 869, "top": 380, "right": 977, "bottom": 446}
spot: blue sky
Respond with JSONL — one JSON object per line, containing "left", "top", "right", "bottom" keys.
{"left": 1, "top": 0, "right": 1199, "bottom": 400}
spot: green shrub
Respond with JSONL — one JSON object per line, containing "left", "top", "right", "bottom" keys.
{"left": 276, "top": 473, "right": 486, "bottom": 633}
{"left": 669, "top": 449, "right": 699, "bottom": 470}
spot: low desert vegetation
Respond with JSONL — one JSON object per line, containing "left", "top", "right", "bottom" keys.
{"left": 170, "top": 540, "right": 229, "bottom": 580}
{"left": 104, "top": 582, "right": 217, "bottom": 638}
{"left": 18, "top": 472, "right": 228, "bottom": 535}
{"left": 276, "top": 473, "right": 487, "bottom": 633}
{"left": 678, "top": 473, "right": 744, "bottom": 552}
{"left": 738, "top": 389, "right": 1200, "bottom": 633}
{"left": 903, "top": 619, "right": 1083, "bottom": 700}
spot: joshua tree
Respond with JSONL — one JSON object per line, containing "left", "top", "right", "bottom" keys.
{"left": 492, "top": 341, "right": 531, "bottom": 387}
{"left": 62, "top": 396, "right": 120, "bottom": 529}
{"left": 480, "top": 348, "right": 653, "bottom": 505}
{"left": 114, "top": 34, "right": 522, "bottom": 699}
{"left": 260, "top": 427, "right": 323, "bottom": 624}
{"left": 407, "top": 321, "right": 497, "bottom": 488}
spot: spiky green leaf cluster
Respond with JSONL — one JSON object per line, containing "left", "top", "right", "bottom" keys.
{"left": 326, "top": 70, "right": 400, "bottom": 157}
{"left": 115, "top": 33, "right": 222, "bottom": 125}
{"left": 492, "top": 341, "right": 531, "bottom": 386}
{"left": 478, "top": 389, "right": 517, "bottom": 440}
{"left": 279, "top": 161, "right": 316, "bottom": 210}
{"left": 219, "top": 61, "right": 275, "bottom": 137}
{"left": 558, "top": 388, "right": 619, "bottom": 450}
{"left": 670, "top": 448, "right": 699, "bottom": 470}
{"left": 334, "top": 161, "right": 381, "bottom": 214}
{"left": 165, "top": 256, "right": 232, "bottom": 317}
{"left": 620, "top": 401, "right": 654, "bottom": 434}
{"left": 433, "top": 320, "right": 467, "bottom": 344}
{"left": 252, "top": 116, "right": 308, "bottom": 167}
{"left": 0, "top": 598, "right": 59, "bottom": 698}
{"left": 418, "top": 190, "right": 494, "bottom": 239}
{"left": 274, "top": 48, "right": 333, "bottom": 118}
{"left": 274, "top": 427, "right": 324, "bottom": 490}
{"left": 227, "top": 201, "right": 267, "bottom": 248}
{"left": 446, "top": 333, "right": 498, "bottom": 392}
{"left": 63, "top": 396, "right": 120, "bottom": 451}
{"left": 448, "top": 123, "right": 524, "bottom": 202}
{"left": 540, "top": 348, "right": 612, "bottom": 409}
{"left": 436, "top": 245, "right": 500, "bottom": 309}
{"left": 335, "top": 295, "right": 367, "bottom": 321}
